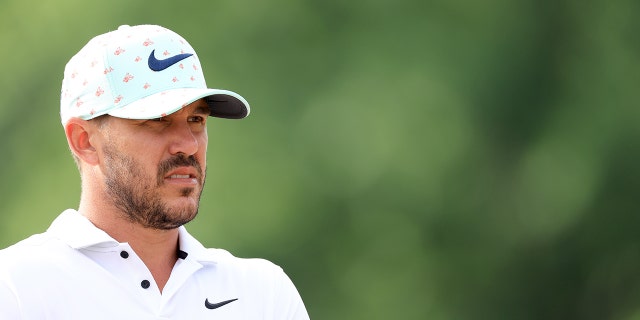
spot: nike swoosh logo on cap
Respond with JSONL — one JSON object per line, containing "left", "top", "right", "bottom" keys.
{"left": 205, "top": 298, "right": 238, "bottom": 310}
{"left": 148, "top": 49, "right": 193, "bottom": 71}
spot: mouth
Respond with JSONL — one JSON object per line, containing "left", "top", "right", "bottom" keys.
{"left": 157, "top": 155, "right": 204, "bottom": 188}
{"left": 169, "top": 174, "right": 194, "bottom": 179}
{"left": 163, "top": 167, "right": 201, "bottom": 186}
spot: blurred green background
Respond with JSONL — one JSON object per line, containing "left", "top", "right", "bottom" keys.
{"left": 1, "top": 0, "right": 639, "bottom": 319}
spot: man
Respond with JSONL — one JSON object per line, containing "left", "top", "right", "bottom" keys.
{"left": 0, "top": 24, "right": 309, "bottom": 319}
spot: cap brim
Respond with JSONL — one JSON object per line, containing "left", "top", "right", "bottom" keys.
{"left": 107, "top": 88, "right": 250, "bottom": 120}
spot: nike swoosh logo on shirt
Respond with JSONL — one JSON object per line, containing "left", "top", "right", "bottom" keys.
{"left": 148, "top": 49, "right": 193, "bottom": 71}
{"left": 205, "top": 298, "right": 238, "bottom": 309}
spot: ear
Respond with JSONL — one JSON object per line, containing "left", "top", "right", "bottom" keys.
{"left": 65, "top": 118, "right": 100, "bottom": 166}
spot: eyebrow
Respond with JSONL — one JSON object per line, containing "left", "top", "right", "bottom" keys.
{"left": 193, "top": 105, "right": 211, "bottom": 115}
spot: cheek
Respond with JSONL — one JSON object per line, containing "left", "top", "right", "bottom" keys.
{"left": 198, "top": 134, "right": 208, "bottom": 157}
{"left": 198, "top": 146, "right": 207, "bottom": 170}
{"left": 123, "top": 142, "right": 165, "bottom": 177}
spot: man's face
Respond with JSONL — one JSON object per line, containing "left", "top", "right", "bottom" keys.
{"left": 98, "top": 99, "right": 210, "bottom": 230}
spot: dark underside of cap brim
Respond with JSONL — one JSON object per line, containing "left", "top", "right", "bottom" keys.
{"left": 205, "top": 95, "right": 249, "bottom": 119}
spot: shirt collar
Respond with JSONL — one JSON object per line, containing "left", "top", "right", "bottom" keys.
{"left": 47, "top": 209, "right": 118, "bottom": 249}
{"left": 176, "top": 223, "right": 220, "bottom": 264}
{"left": 48, "top": 209, "right": 221, "bottom": 264}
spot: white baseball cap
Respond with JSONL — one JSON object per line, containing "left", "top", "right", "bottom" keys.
{"left": 60, "top": 24, "right": 250, "bottom": 124}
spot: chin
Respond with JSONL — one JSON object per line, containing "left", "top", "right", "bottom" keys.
{"left": 170, "top": 198, "right": 200, "bottom": 216}
{"left": 179, "top": 187, "right": 196, "bottom": 197}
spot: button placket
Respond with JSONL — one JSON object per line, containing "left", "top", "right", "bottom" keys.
{"left": 117, "top": 245, "right": 156, "bottom": 294}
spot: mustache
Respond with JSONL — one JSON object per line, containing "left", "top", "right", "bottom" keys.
{"left": 157, "top": 155, "right": 203, "bottom": 185}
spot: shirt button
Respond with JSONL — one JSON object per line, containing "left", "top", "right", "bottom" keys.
{"left": 120, "top": 251, "right": 129, "bottom": 259}
{"left": 141, "top": 280, "right": 151, "bottom": 289}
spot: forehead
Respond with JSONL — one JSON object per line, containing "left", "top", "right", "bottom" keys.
{"left": 165, "top": 99, "right": 211, "bottom": 117}
{"left": 93, "top": 99, "right": 211, "bottom": 127}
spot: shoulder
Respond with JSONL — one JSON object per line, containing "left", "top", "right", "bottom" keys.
{"left": 0, "top": 232, "right": 76, "bottom": 278}
{"left": 206, "top": 248, "right": 285, "bottom": 277}
{"left": 0, "top": 232, "right": 57, "bottom": 261}
{"left": 198, "top": 247, "right": 296, "bottom": 294}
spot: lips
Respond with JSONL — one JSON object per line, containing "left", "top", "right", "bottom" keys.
{"left": 164, "top": 167, "right": 200, "bottom": 181}
{"left": 157, "top": 155, "right": 203, "bottom": 186}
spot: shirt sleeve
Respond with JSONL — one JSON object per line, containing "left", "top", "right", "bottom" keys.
{"left": 273, "top": 267, "right": 310, "bottom": 320}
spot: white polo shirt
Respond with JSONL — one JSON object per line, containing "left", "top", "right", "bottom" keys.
{"left": 0, "top": 210, "right": 309, "bottom": 319}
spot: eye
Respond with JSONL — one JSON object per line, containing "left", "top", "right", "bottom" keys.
{"left": 188, "top": 115, "right": 206, "bottom": 123}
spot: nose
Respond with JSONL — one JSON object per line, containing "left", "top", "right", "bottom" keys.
{"left": 168, "top": 121, "right": 200, "bottom": 156}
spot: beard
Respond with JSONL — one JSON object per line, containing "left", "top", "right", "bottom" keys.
{"left": 102, "top": 145, "right": 205, "bottom": 230}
